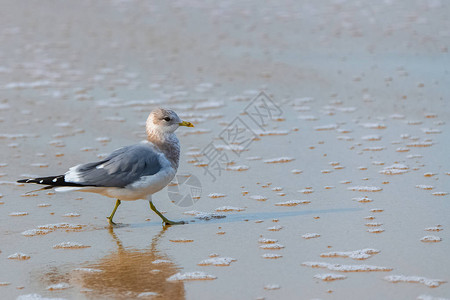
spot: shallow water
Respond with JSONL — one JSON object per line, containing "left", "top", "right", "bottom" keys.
{"left": 1, "top": 1, "right": 449, "bottom": 299}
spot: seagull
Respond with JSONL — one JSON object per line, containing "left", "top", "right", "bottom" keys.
{"left": 17, "top": 108, "right": 194, "bottom": 226}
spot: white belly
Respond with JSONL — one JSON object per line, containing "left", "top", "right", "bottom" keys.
{"left": 103, "top": 166, "right": 176, "bottom": 200}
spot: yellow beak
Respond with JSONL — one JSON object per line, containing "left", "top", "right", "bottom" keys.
{"left": 179, "top": 121, "right": 194, "bottom": 127}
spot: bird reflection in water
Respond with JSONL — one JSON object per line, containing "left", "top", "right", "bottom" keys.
{"left": 73, "top": 226, "right": 185, "bottom": 299}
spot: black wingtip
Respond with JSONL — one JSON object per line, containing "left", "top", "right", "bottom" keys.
{"left": 17, "top": 175, "right": 87, "bottom": 187}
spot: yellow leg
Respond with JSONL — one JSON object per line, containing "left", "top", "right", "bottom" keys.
{"left": 107, "top": 199, "right": 121, "bottom": 226}
{"left": 149, "top": 201, "right": 184, "bottom": 226}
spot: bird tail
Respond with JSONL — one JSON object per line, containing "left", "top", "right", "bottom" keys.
{"left": 18, "top": 175, "right": 64, "bottom": 185}
{"left": 17, "top": 175, "right": 84, "bottom": 187}
{"left": 17, "top": 175, "right": 86, "bottom": 194}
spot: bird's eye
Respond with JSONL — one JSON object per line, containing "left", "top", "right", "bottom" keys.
{"left": 163, "top": 117, "right": 171, "bottom": 122}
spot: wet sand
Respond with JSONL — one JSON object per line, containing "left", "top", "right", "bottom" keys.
{"left": 1, "top": 1, "right": 449, "bottom": 299}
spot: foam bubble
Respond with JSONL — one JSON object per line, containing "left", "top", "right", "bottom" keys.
{"left": 264, "top": 157, "right": 295, "bottom": 163}
{"left": 7, "top": 252, "right": 30, "bottom": 260}
{"left": 215, "top": 206, "right": 245, "bottom": 212}
{"left": 380, "top": 164, "right": 409, "bottom": 175}
{"left": 353, "top": 196, "right": 373, "bottom": 203}
{"left": 182, "top": 211, "right": 226, "bottom": 220}
{"left": 137, "top": 292, "right": 159, "bottom": 298}
{"left": 421, "top": 236, "right": 442, "bottom": 243}
{"left": 9, "top": 212, "right": 28, "bottom": 216}
{"left": 384, "top": 275, "right": 446, "bottom": 287}
{"left": 422, "top": 128, "right": 442, "bottom": 134}
{"left": 424, "top": 172, "right": 436, "bottom": 177}
{"left": 167, "top": 271, "right": 217, "bottom": 281}
{"left": 362, "top": 135, "right": 382, "bottom": 141}
{"left": 267, "top": 225, "right": 283, "bottom": 231}
{"left": 53, "top": 242, "right": 90, "bottom": 249}
{"left": 302, "top": 261, "right": 392, "bottom": 272}
{"left": 302, "top": 233, "right": 320, "bottom": 239}
{"left": 264, "top": 284, "right": 281, "bottom": 290}
{"left": 208, "top": 193, "right": 226, "bottom": 198}
{"left": 22, "top": 229, "right": 52, "bottom": 236}
{"left": 198, "top": 257, "right": 236, "bottom": 266}
{"left": 258, "top": 238, "right": 278, "bottom": 244}
{"left": 250, "top": 195, "right": 267, "bottom": 201}
{"left": 407, "top": 142, "right": 433, "bottom": 147}
{"left": 432, "top": 192, "right": 448, "bottom": 196}
{"left": 62, "top": 212, "right": 80, "bottom": 217}
{"left": 73, "top": 268, "right": 103, "bottom": 273}
{"left": 226, "top": 165, "right": 249, "bottom": 171}
{"left": 169, "top": 238, "right": 194, "bottom": 243}
{"left": 363, "top": 146, "right": 385, "bottom": 151}
{"left": 46, "top": 283, "right": 71, "bottom": 290}
{"left": 262, "top": 253, "right": 283, "bottom": 259}
{"left": 425, "top": 226, "right": 443, "bottom": 232}
{"left": 255, "top": 130, "right": 289, "bottom": 136}
{"left": 275, "top": 200, "right": 310, "bottom": 206}
{"left": 314, "top": 124, "right": 338, "bottom": 131}
{"left": 320, "top": 248, "right": 380, "bottom": 260}
{"left": 362, "top": 123, "right": 386, "bottom": 129}
{"left": 259, "top": 243, "right": 285, "bottom": 250}
{"left": 416, "top": 185, "right": 434, "bottom": 190}
{"left": 215, "top": 144, "right": 248, "bottom": 153}
{"left": 95, "top": 136, "right": 111, "bottom": 143}
{"left": 365, "top": 222, "right": 383, "bottom": 227}
{"left": 348, "top": 186, "right": 382, "bottom": 192}
{"left": 314, "top": 273, "right": 347, "bottom": 281}
{"left": 299, "top": 189, "right": 314, "bottom": 194}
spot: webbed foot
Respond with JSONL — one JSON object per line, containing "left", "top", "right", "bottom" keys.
{"left": 107, "top": 217, "right": 119, "bottom": 226}
{"left": 163, "top": 220, "right": 186, "bottom": 226}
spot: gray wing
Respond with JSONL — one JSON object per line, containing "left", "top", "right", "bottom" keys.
{"left": 66, "top": 144, "right": 162, "bottom": 187}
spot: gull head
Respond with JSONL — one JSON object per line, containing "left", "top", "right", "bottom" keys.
{"left": 146, "top": 108, "right": 194, "bottom": 136}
